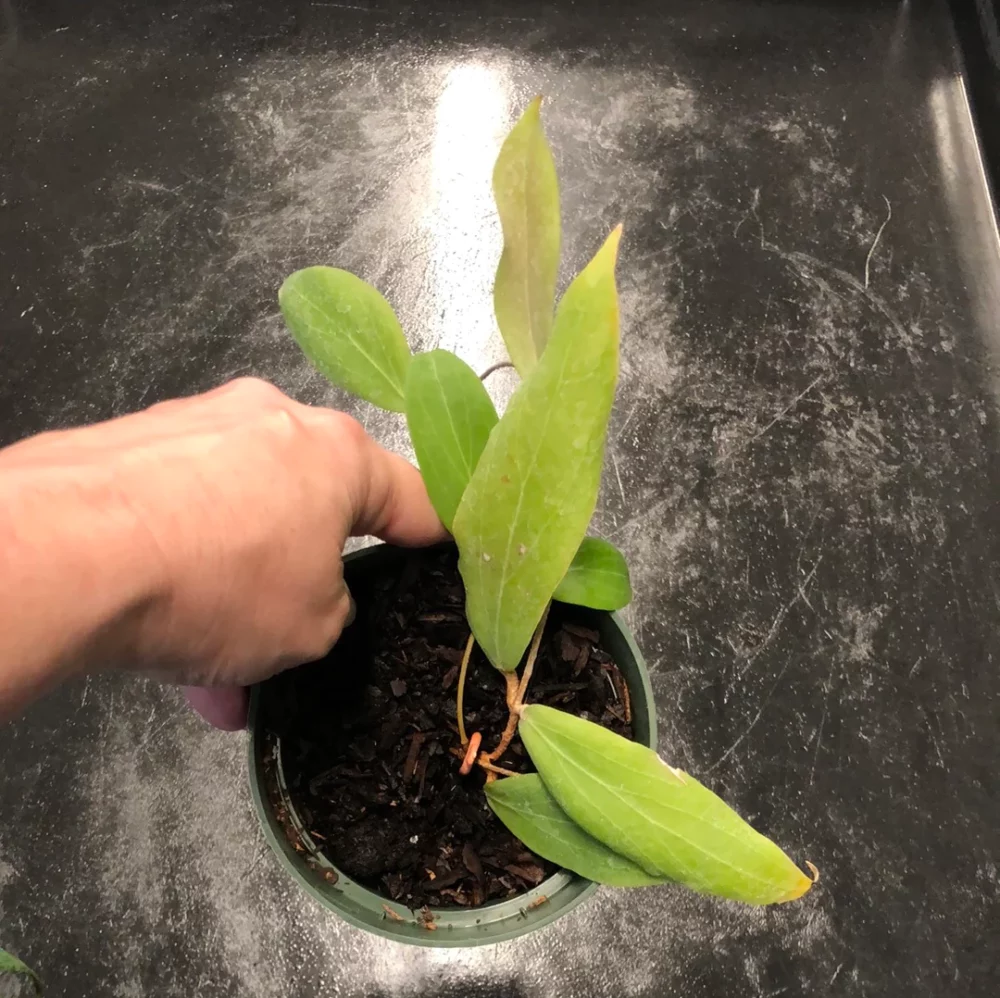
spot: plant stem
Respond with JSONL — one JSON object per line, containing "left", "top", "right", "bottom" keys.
{"left": 515, "top": 603, "right": 549, "bottom": 707}
{"left": 478, "top": 360, "right": 515, "bottom": 381}
{"left": 503, "top": 671, "right": 520, "bottom": 710}
{"left": 477, "top": 759, "right": 520, "bottom": 777}
{"left": 455, "top": 632, "right": 475, "bottom": 746}
{"left": 483, "top": 604, "right": 550, "bottom": 764}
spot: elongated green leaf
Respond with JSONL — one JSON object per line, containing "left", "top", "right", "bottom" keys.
{"left": 279, "top": 266, "right": 412, "bottom": 412}
{"left": 493, "top": 97, "right": 561, "bottom": 376}
{"left": 405, "top": 350, "right": 499, "bottom": 530}
{"left": 518, "top": 705, "right": 814, "bottom": 906}
{"left": 553, "top": 537, "right": 632, "bottom": 610}
{"left": 452, "top": 228, "right": 622, "bottom": 671}
{"left": 0, "top": 948, "right": 41, "bottom": 995}
{"left": 486, "top": 773, "right": 670, "bottom": 887}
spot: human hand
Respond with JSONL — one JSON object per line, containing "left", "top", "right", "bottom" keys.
{"left": 0, "top": 378, "right": 444, "bottom": 726}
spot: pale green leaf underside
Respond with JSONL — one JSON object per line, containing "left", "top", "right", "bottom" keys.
{"left": 0, "top": 949, "right": 42, "bottom": 995}
{"left": 493, "top": 96, "right": 561, "bottom": 376}
{"left": 279, "top": 266, "right": 412, "bottom": 413}
{"left": 553, "top": 536, "right": 632, "bottom": 610}
{"left": 518, "top": 705, "right": 814, "bottom": 906}
{"left": 452, "top": 228, "right": 622, "bottom": 672}
{"left": 404, "top": 350, "right": 499, "bottom": 530}
{"left": 486, "top": 773, "right": 670, "bottom": 887}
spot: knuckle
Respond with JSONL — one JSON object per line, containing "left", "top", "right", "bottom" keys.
{"left": 298, "top": 620, "right": 341, "bottom": 662}
{"left": 227, "top": 376, "right": 284, "bottom": 404}
{"left": 326, "top": 410, "right": 367, "bottom": 448}
{"left": 299, "top": 636, "right": 335, "bottom": 664}
{"left": 303, "top": 593, "right": 352, "bottom": 661}
{"left": 259, "top": 405, "right": 304, "bottom": 444}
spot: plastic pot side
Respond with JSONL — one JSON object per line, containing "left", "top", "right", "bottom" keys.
{"left": 248, "top": 543, "right": 657, "bottom": 948}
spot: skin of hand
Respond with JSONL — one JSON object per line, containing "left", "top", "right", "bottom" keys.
{"left": 0, "top": 378, "right": 445, "bottom": 729}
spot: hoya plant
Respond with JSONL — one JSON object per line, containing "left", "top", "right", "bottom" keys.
{"left": 279, "top": 99, "right": 816, "bottom": 906}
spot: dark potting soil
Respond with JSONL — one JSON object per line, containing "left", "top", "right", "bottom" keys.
{"left": 259, "top": 546, "right": 634, "bottom": 910}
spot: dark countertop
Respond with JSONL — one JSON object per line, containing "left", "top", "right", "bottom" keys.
{"left": 2, "top": 1, "right": 1000, "bottom": 995}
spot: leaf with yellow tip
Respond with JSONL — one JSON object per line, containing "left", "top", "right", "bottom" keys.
{"left": 518, "top": 704, "right": 815, "bottom": 906}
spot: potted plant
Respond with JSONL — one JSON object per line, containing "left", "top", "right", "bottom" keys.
{"left": 249, "top": 99, "right": 816, "bottom": 946}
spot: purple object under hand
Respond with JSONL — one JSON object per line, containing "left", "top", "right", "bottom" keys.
{"left": 183, "top": 686, "right": 249, "bottom": 731}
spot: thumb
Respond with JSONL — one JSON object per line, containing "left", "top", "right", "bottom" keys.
{"left": 352, "top": 436, "right": 447, "bottom": 546}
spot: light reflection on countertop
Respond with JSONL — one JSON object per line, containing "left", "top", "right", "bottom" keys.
{"left": 424, "top": 61, "right": 513, "bottom": 381}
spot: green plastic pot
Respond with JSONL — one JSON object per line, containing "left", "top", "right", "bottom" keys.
{"left": 248, "top": 542, "right": 656, "bottom": 947}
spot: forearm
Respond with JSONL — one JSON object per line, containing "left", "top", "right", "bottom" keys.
{"left": 0, "top": 445, "right": 161, "bottom": 718}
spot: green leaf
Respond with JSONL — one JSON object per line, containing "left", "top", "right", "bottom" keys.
{"left": 518, "top": 704, "right": 815, "bottom": 906}
{"left": 553, "top": 537, "right": 632, "bottom": 610}
{"left": 493, "top": 97, "right": 561, "bottom": 376}
{"left": 279, "top": 266, "right": 412, "bottom": 412}
{"left": 452, "top": 227, "right": 623, "bottom": 671}
{"left": 404, "top": 350, "right": 499, "bottom": 530}
{"left": 486, "top": 773, "right": 671, "bottom": 887}
{"left": 0, "top": 948, "right": 42, "bottom": 995}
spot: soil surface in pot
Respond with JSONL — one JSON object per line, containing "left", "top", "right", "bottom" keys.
{"left": 260, "top": 546, "right": 634, "bottom": 910}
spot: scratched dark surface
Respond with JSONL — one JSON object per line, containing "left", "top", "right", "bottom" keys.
{"left": 2, "top": 0, "right": 1000, "bottom": 995}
